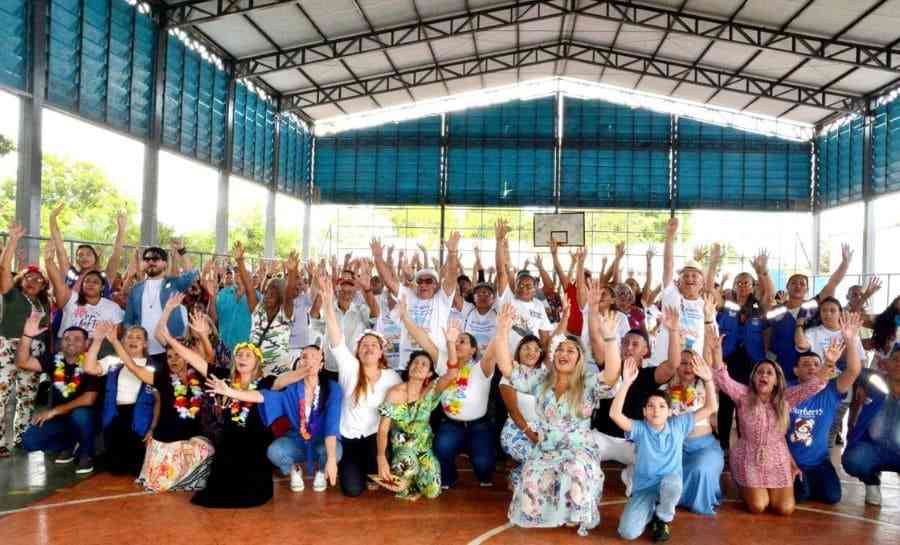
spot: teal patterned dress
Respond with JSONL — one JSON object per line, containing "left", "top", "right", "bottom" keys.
{"left": 506, "top": 364, "right": 618, "bottom": 535}
{"left": 378, "top": 386, "right": 443, "bottom": 498}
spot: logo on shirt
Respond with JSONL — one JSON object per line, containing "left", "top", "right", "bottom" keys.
{"left": 789, "top": 418, "right": 814, "bottom": 447}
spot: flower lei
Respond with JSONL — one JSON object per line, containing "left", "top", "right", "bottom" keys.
{"left": 299, "top": 384, "right": 320, "bottom": 440}
{"left": 667, "top": 381, "right": 704, "bottom": 416}
{"left": 442, "top": 365, "right": 472, "bottom": 416}
{"left": 171, "top": 371, "right": 203, "bottom": 419}
{"left": 228, "top": 378, "right": 258, "bottom": 428}
{"left": 53, "top": 353, "right": 85, "bottom": 399}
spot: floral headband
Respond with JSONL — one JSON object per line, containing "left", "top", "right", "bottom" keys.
{"left": 353, "top": 329, "right": 388, "bottom": 350}
{"left": 548, "top": 334, "right": 584, "bottom": 364}
{"left": 233, "top": 342, "right": 263, "bottom": 363}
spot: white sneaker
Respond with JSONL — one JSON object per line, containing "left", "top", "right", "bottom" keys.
{"left": 313, "top": 471, "right": 327, "bottom": 492}
{"left": 865, "top": 485, "right": 882, "bottom": 506}
{"left": 290, "top": 465, "right": 305, "bottom": 492}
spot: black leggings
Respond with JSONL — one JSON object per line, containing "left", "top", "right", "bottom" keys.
{"left": 338, "top": 433, "right": 380, "bottom": 497}
{"left": 103, "top": 404, "right": 147, "bottom": 476}
{"left": 717, "top": 348, "right": 753, "bottom": 451}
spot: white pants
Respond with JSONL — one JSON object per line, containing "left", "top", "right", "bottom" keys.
{"left": 594, "top": 431, "right": 636, "bottom": 496}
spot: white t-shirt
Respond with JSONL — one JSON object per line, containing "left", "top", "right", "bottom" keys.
{"left": 98, "top": 355, "right": 149, "bottom": 405}
{"left": 375, "top": 292, "right": 403, "bottom": 370}
{"left": 140, "top": 278, "right": 166, "bottom": 355}
{"left": 579, "top": 305, "right": 629, "bottom": 364}
{"left": 332, "top": 340, "right": 402, "bottom": 438}
{"left": 397, "top": 285, "right": 455, "bottom": 370}
{"left": 448, "top": 300, "right": 474, "bottom": 327}
{"left": 648, "top": 285, "right": 706, "bottom": 367}
{"left": 288, "top": 293, "right": 312, "bottom": 349}
{"left": 498, "top": 286, "right": 553, "bottom": 353}
{"left": 311, "top": 302, "right": 375, "bottom": 371}
{"left": 59, "top": 296, "right": 124, "bottom": 338}
{"left": 464, "top": 306, "right": 498, "bottom": 355}
{"left": 436, "top": 350, "right": 493, "bottom": 422}
{"left": 500, "top": 375, "right": 537, "bottom": 423}
{"left": 804, "top": 326, "right": 866, "bottom": 366}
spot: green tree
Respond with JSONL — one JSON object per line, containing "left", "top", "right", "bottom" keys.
{"left": 0, "top": 134, "right": 14, "bottom": 157}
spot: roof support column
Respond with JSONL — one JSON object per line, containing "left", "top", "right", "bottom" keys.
{"left": 264, "top": 113, "right": 281, "bottom": 260}
{"left": 15, "top": 0, "right": 48, "bottom": 263}
{"left": 811, "top": 211, "right": 821, "bottom": 276}
{"left": 216, "top": 76, "right": 237, "bottom": 256}
{"left": 861, "top": 109, "right": 876, "bottom": 276}
{"left": 302, "top": 136, "right": 315, "bottom": 261}
{"left": 438, "top": 113, "right": 448, "bottom": 265}
{"left": 141, "top": 16, "right": 168, "bottom": 247}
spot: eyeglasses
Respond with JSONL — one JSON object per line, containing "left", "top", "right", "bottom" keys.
{"left": 143, "top": 256, "right": 163, "bottom": 262}
{"left": 416, "top": 278, "right": 436, "bottom": 285}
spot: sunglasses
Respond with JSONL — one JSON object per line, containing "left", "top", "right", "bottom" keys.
{"left": 416, "top": 277, "right": 436, "bottom": 285}
{"left": 143, "top": 256, "right": 164, "bottom": 262}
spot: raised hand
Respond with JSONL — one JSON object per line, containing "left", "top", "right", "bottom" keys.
{"left": 596, "top": 310, "right": 618, "bottom": 339}
{"left": 116, "top": 210, "right": 128, "bottom": 232}
{"left": 693, "top": 246, "right": 707, "bottom": 263}
{"left": 232, "top": 241, "right": 245, "bottom": 261}
{"left": 189, "top": 308, "right": 211, "bottom": 336}
{"left": 285, "top": 250, "right": 300, "bottom": 272}
{"left": 614, "top": 242, "right": 625, "bottom": 260}
{"left": 622, "top": 357, "right": 639, "bottom": 384}
{"left": 164, "top": 292, "right": 185, "bottom": 314}
{"left": 751, "top": 249, "right": 770, "bottom": 273}
{"left": 395, "top": 296, "right": 409, "bottom": 319}
{"left": 23, "top": 312, "right": 47, "bottom": 338}
{"left": 646, "top": 247, "right": 655, "bottom": 264}
{"left": 824, "top": 336, "right": 845, "bottom": 364}
{"left": 533, "top": 254, "right": 544, "bottom": 270}
{"left": 7, "top": 222, "right": 25, "bottom": 242}
{"left": 443, "top": 319, "right": 462, "bottom": 344}
{"left": 691, "top": 354, "right": 713, "bottom": 382}
{"left": 841, "top": 243, "right": 853, "bottom": 264}
{"left": 49, "top": 203, "right": 64, "bottom": 222}
{"left": 707, "top": 334, "right": 725, "bottom": 369}
{"left": 864, "top": 276, "right": 882, "bottom": 298}
{"left": 558, "top": 296, "right": 571, "bottom": 326}
{"left": 355, "top": 260, "right": 373, "bottom": 291}
{"left": 205, "top": 375, "right": 230, "bottom": 397}
{"left": 709, "top": 243, "right": 722, "bottom": 263}
{"left": 495, "top": 219, "right": 510, "bottom": 241}
{"left": 369, "top": 238, "right": 384, "bottom": 259}
{"left": 703, "top": 292, "right": 718, "bottom": 321}
{"left": 497, "top": 303, "right": 516, "bottom": 332}
{"left": 666, "top": 217, "right": 679, "bottom": 238}
{"left": 549, "top": 238, "right": 560, "bottom": 255}
{"left": 314, "top": 269, "right": 333, "bottom": 305}
{"left": 840, "top": 311, "right": 862, "bottom": 342}
{"left": 445, "top": 231, "right": 461, "bottom": 254}
{"left": 661, "top": 305, "right": 681, "bottom": 331}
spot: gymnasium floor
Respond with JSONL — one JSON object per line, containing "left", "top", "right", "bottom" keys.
{"left": 0, "top": 448, "right": 897, "bottom": 545}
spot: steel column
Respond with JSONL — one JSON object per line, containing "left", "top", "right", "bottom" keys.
{"left": 15, "top": 0, "right": 47, "bottom": 262}
{"left": 141, "top": 17, "right": 168, "bottom": 247}
{"left": 216, "top": 76, "right": 237, "bottom": 255}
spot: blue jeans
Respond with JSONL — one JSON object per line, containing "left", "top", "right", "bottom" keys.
{"left": 22, "top": 407, "right": 97, "bottom": 461}
{"left": 434, "top": 416, "right": 495, "bottom": 487}
{"left": 267, "top": 434, "right": 342, "bottom": 475}
{"left": 795, "top": 458, "right": 841, "bottom": 504}
{"left": 842, "top": 438, "right": 900, "bottom": 486}
{"left": 618, "top": 472, "right": 683, "bottom": 540}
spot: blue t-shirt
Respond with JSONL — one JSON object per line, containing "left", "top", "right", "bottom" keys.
{"left": 627, "top": 413, "right": 694, "bottom": 493}
{"left": 787, "top": 379, "right": 841, "bottom": 468}
{"left": 216, "top": 287, "right": 257, "bottom": 352}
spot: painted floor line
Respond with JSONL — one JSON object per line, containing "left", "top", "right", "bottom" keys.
{"left": 0, "top": 490, "right": 152, "bottom": 517}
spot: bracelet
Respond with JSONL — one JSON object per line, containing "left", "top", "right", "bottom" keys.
{"left": 21, "top": 334, "right": 33, "bottom": 340}
{"left": 704, "top": 320, "right": 714, "bottom": 325}
{"left": 603, "top": 336, "right": 616, "bottom": 342}
{"left": 177, "top": 248, "right": 187, "bottom": 256}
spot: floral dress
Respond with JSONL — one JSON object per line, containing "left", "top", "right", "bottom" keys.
{"left": 378, "top": 385, "right": 443, "bottom": 499}
{"left": 506, "top": 364, "right": 618, "bottom": 535}
{"left": 250, "top": 303, "right": 294, "bottom": 376}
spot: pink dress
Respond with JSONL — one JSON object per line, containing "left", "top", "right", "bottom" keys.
{"left": 713, "top": 366, "right": 824, "bottom": 488}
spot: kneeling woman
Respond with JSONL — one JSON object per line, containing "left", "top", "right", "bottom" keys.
{"left": 206, "top": 342, "right": 341, "bottom": 499}
{"left": 662, "top": 349, "right": 724, "bottom": 515}
{"left": 494, "top": 305, "right": 620, "bottom": 537}
{"left": 102, "top": 320, "right": 215, "bottom": 492}
{"left": 318, "top": 272, "right": 402, "bottom": 497}
{"left": 708, "top": 325, "right": 825, "bottom": 515}
{"left": 376, "top": 333, "right": 460, "bottom": 499}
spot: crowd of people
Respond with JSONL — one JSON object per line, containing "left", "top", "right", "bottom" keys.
{"left": 0, "top": 209, "right": 898, "bottom": 541}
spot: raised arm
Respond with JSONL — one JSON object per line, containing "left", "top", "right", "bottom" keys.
{"left": 370, "top": 238, "right": 399, "bottom": 297}
{"left": 0, "top": 223, "right": 25, "bottom": 294}
{"left": 440, "top": 232, "right": 461, "bottom": 297}
{"left": 395, "top": 296, "right": 439, "bottom": 362}
{"left": 794, "top": 318, "right": 812, "bottom": 352}
{"left": 205, "top": 375, "right": 264, "bottom": 403}
{"left": 654, "top": 306, "right": 682, "bottom": 384}
{"left": 48, "top": 204, "right": 72, "bottom": 273}
{"left": 494, "top": 220, "right": 510, "bottom": 295}
{"left": 43, "top": 242, "right": 72, "bottom": 308}
{"left": 594, "top": 309, "right": 623, "bottom": 387}
{"left": 705, "top": 243, "right": 722, "bottom": 294}
{"left": 105, "top": 211, "right": 128, "bottom": 281}
{"left": 160, "top": 314, "right": 209, "bottom": 377}
{"left": 493, "top": 304, "right": 516, "bottom": 378}
{"left": 709, "top": 329, "right": 747, "bottom": 402}
{"left": 751, "top": 250, "right": 774, "bottom": 310}
{"left": 662, "top": 217, "right": 678, "bottom": 288}
{"left": 642, "top": 248, "right": 655, "bottom": 300}
{"left": 835, "top": 311, "right": 864, "bottom": 394}
{"left": 315, "top": 270, "right": 344, "bottom": 350}
{"left": 233, "top": 241, "right": 258, "bottom": 312}
{"left": 690, "top": 356, "right": 718, "bottom": 423}
{"left": 818, "top": 243, "right": 852, "bottom": 300}
{"left": 534, "top": 254, "right": 556, "bottom": 299}
{"left": 83, "top": 322, "right": 111, "bottom": 376}
{"left": 610, "top": 357, "right": 639, "bottom": 433}
{"left": 282, "top": 250, "right": 299, "bottom": 319}
{"left": 15, "top": 314, "right": 46, "bottom": 372}
{"left": 609, "top": 242, "right": 625, "bottom": 286}
{"left": 574, "top": 246, "right": 588, "bottom": 309}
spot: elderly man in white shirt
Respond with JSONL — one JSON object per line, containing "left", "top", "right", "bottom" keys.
{"left": 310, "top": 261, "right": 379, "bottom": 371}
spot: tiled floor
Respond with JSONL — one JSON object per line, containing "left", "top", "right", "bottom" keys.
{"left": 0, "top": 448, "right": 897, "bottom": 545}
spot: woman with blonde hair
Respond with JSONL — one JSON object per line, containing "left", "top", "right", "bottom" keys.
{"left": 494, "top": 304, "right": 620, "bottom": 537}
{"left": 708, "top": 323, "right": 825, "bottom": 515}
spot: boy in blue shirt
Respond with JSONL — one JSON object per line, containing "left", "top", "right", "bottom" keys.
{"left": 611, "top": 355, "right": 718, "bottom": 541}
{"left": 788, "top": 312, "right": 863, "bottom": 504}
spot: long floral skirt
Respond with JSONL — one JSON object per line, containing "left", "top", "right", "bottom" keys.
{"left": 137, "top": 437, "right": 215, "bottom": 492}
